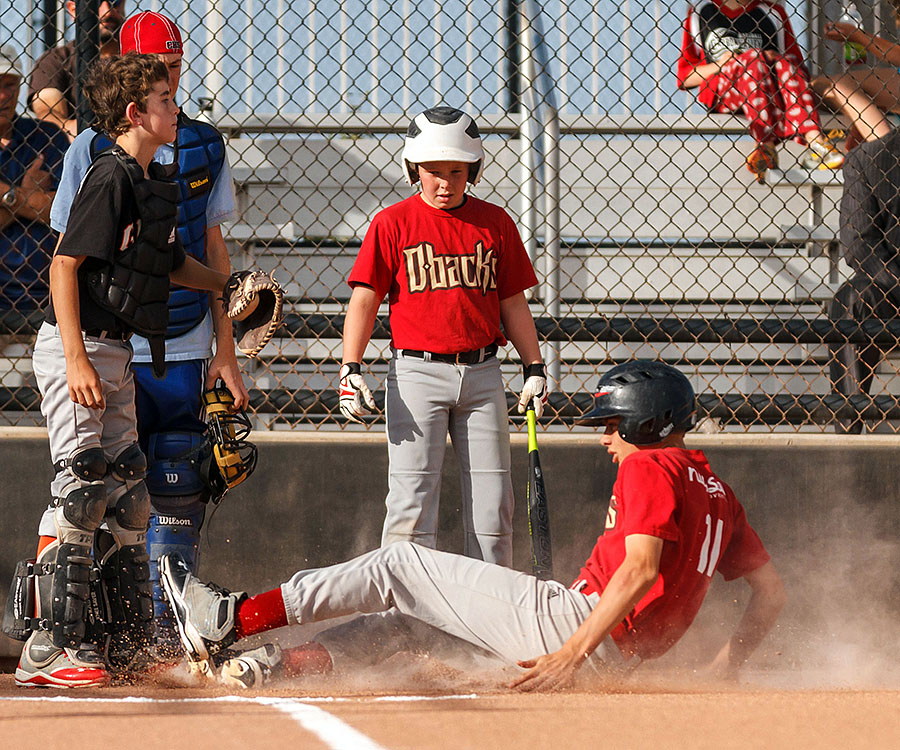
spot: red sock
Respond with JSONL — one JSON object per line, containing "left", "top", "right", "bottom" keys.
{"left": 36, "top": 536, "right": 56, "bottom": 557}
{"left": 235, "top": 588, "right": 287, "bottom": 639}
{"left": 281, "top": 642, "right": 333, "bottom": 676}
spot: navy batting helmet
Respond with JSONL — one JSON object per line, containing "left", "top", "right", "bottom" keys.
{"left": 576, "top": 361, "right": 696, "bottom": 444}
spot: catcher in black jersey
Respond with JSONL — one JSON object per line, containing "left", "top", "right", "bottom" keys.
{"left": 13, "top": 54, "right": 240, "bottom": 688}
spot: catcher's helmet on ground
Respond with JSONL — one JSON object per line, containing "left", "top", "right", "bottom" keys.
{"left": 401, "top": 106, "right": 485, "bottom": 186}
{"left": 576, "top": 360, "right": 696, "bottom": 444}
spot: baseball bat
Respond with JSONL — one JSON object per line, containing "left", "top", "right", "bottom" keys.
{"left": 525, "top": 404, "right": 553, "bottom": 580}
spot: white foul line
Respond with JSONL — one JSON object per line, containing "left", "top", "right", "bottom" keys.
{"left": 255, "top": 697, "right": 387, "bottom": 750}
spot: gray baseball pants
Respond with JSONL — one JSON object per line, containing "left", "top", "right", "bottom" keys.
{"left": 280, "top": 541, "right": 622, "bottom": 674}
{"left": 32, "top": 322, "right": 138, "bottom": 536}
{"left": 383, "top": 354, "right": 514, "bottom": 567}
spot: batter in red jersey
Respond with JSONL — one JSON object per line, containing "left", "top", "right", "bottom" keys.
{"left": 573, "top": 446, "right": 770, "bottom": 661}
{"left": 159, "top": 361, "right": 785, "bottom": 691}
{"left": 338, "top": 106, "right": 548, "bottom": 567}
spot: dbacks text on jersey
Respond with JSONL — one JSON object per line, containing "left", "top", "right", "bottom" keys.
{"left": 403, "top": 240, "right": 498, "bottom": 295}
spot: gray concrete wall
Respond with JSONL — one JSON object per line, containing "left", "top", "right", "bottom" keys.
{"left": 2, "top": 428, "right": 899, "bottom": 671}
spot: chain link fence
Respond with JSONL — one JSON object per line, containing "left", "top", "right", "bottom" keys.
{"left": 3, "top": 1, "right": 900, "bottom": 432}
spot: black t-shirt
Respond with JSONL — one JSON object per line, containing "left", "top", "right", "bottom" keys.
{"left": 46, "top": 152, "right": 186, "bottom": 332}
{"left": 696, "top": 1, "right": 781, "bottom": 60}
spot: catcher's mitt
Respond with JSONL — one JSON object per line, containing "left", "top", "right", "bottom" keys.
{"left": 222, "top": 269, "right": 284, "bottom": 357}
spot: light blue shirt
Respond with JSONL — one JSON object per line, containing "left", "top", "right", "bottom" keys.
{"left": 50, "top": 127, "right": 237, "bottom": 362}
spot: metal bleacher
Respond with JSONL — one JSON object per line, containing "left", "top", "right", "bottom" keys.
{"left": 192, "top": 113, "right": 897, "bottom": 432}
{"left": 5, "top": 111, "right": 900, "bottom": 431}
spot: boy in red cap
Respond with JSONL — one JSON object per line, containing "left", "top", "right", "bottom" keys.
{"left": 43, "top": 11, "right": 248, "bottom": 671}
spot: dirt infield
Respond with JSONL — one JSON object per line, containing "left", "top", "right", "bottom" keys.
{"left": 2, "top": 671, "right": 899, "bottom": 750}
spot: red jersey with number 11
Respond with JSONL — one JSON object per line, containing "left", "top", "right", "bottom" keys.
{"left": 573, "top": 447, "right": 770, "bottom": 660}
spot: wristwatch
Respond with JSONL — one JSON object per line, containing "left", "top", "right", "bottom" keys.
{"left": 1, "top": 187, "right": 16, "bottom": 208}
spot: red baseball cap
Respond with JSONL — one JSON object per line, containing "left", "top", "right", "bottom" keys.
{"left": 119, "top": 11, "right": 183, "bottom": 56}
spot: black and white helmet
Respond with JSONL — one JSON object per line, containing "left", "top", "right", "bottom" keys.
{"left": 401, "top": 106, "right": 485, "bottom": 186}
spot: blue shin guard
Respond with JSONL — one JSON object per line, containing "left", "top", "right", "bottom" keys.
{"left": 147, "top": 503, "right": 205, "bottom": 654}
{"left": 145, "top": 431, "right": 210, "bottom": 657}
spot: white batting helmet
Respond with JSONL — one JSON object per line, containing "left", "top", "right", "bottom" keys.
{"left": 401, "top": 107, "right": 485, "bottom": 186}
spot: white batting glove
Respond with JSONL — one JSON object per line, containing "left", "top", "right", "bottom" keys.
{"left": 339, "top": 363, "right": 376, "bottom": 424}
{"left": 518, "top": 363, "right": 548, "bottom": 420}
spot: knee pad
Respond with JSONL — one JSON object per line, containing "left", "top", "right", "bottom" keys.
{"left": 107, "top": 444, "right": 152, "bottom": 547}
{"left": 54, "top": 447, "right": 108, "bottom": 540}
{"left": 109, "top": 481, "right": 152, "bottom": 532}
{"left": 55, "top": 483, "right": 107, "bottom": 542}
{"left": 145, "top": 431, "right": 211, "bottom": 498}
{"left": 109, "top": 443, "right": 147, "bottom": 484}
{"left": 55, "top": 446, "right": 107, "bottom": 482}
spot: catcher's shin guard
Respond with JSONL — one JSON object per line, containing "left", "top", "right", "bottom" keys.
{"left": 3, "top": 540, "right": 110, "bottom": 648}
{"left": 2, "top": 558, "right": 46, "bottom": 641}
{"left": 147, "top": 502, "right": 205, "bottom": 653}
{"left": 144, "top": 430, "right": 210, "bottom": 652}
{"left": 49, "top": 447, "right": 109, "bottom": 649}
{"left": 96, "top": 445, "right": 154, "bottom": 671}
{"left": 94, "top": 532, "right": 153, "bottom": 672}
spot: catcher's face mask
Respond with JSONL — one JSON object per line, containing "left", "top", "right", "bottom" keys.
{"left": 202, "top": 383, "right": 258, "bottom": 502}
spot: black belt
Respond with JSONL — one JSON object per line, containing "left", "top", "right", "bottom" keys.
{"left": 399, "top": 343, "right": 498, "bottom": 365}
{"left": 83, "top": 328, "right": 131, "bottom": 341}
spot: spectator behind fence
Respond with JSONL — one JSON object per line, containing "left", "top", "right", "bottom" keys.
{"left": 812, "top": 4, "right": 900, "bottom": 151}
{"left": 677, "top": 0, "right": 844, "bottom": 182}
{"left": 829, "top": 130, "right": 900, "bottom": 434}
{"left": 0, "top": 46, "right": 69, "bottom": 360}
{"left": 28, "top": 1, "right": 126, "bottom": 141}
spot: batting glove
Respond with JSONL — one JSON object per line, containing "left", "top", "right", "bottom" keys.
{"left": 339, "top": 363, "right": 376, "bottom": 424}
{"left": 518, "top": 363, "right": 548, "bottom": 420}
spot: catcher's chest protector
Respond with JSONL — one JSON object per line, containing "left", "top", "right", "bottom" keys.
{"left": 165, "top": 113, "right": 226, "bottom": 336}
{"left": 90, "top": 116, "right": 226, "bottom": 338}
{"left": 86, "top": 149, "right": 179, "bottom": 372}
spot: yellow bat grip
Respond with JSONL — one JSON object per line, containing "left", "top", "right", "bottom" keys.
{"left": 526, "top": 406, "right": 538, "bottom": 452}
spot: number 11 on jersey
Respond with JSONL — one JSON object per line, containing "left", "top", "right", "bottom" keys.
{"left": 697, "top": 514, "right": 723, "bottom": 577}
